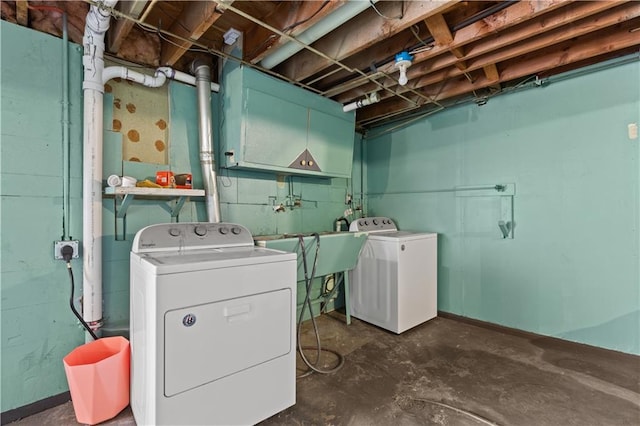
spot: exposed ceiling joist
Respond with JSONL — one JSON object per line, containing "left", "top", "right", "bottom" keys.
{"left": 358, "top": 18, "right": 640, "bottom": 123}
{"left": 275, "top": 0, "right": 461, "bottom": 82}
{"left": 370, "top": 3, "right": 640, "bottom": 104}
{"left": 336, "top": 0, "right": 631, "bottom": 103}
{"left": 108, "top": 0, "right": 149, "bottom": 53}
{"left": 423, "top": 13, "right": 464, "bottom": 59}
{"left": 244, "top": 0, "right": 347, "bottom": 64}
{"left": 160, "top": 1, "right": 232, "bottom": 66}
{"left": 15, "top": 0, "right": 28, "bottom": 26}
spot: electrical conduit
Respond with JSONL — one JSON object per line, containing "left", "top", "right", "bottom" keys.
{"left": 62, "top": 11, "right": 71, "bottom": 240}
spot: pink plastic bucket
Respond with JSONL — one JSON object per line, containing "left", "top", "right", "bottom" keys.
{"left": 63, "top": 336, "right": 130, "bottom": 425}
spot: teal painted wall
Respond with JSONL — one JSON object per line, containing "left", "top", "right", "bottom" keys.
{"left": 1, "top": 22, "right": 87, "bottom": 412}
{"left": 365, "top": 59, "right": 640, "bottom": 355}
{"left": 1, "top": 22, "right": 355, "bottom": 412}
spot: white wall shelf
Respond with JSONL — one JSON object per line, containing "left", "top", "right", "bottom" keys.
{"left": 104, "top": 187, "right": 205, "bottom": 239}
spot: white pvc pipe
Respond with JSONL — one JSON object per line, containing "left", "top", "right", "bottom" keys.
{"left": 161, "top": 68, "right": 220, "bottom": 92}
{"left": 102, "top": 66, "right": 220, "bottom": 92}
{"left": 82, "top": 0, "right": 118, "bottom": 342}
{"left": 102, "top": 66, "right": 166, "bottom": 87}
{"left": 343, "top": 92, "right": 380, "bottom": 112}
{"left": 261, "top": 0, "right": 379, "bottom": 70}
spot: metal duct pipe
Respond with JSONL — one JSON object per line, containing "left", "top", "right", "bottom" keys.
{"left": 261, "top": 0, "right": 379, "bottom": 70}
{"left": 192, "top": 61, "right": 221, "bottom": 223}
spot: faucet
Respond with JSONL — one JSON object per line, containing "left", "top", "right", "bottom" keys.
{"left": 334, "top": 217, "right": 350, "bottom": 232}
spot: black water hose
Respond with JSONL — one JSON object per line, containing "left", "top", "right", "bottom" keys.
{"left": 296, "top": 234, "right": 345, "bottom": 377}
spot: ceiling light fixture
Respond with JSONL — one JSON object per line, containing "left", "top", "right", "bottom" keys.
{"left": 394, "top": 51, "right": 413, "bottom": 86}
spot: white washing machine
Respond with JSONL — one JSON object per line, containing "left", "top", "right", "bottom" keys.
{"left": 130, "top": 222, "right": 297, "bottom": 425}
{"left": 349, "top": 217, "right": 437, "bottom": 334}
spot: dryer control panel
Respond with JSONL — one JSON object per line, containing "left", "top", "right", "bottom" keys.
{"left": 132, "top": 222, "right": 254, "bottom": 253}
{"left": 349, "top": 217, "right": 398, "bottom": 233}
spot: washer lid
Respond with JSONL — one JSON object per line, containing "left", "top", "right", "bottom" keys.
{"left": 367, "top": 231, "right": 437, "bottom": 241}
{"left": 132, "top": 246, "right": 296, "bottom": 275}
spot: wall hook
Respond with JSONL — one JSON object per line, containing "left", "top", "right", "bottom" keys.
{"left": 498, "top": 220, "right": 513, "bottom": 239}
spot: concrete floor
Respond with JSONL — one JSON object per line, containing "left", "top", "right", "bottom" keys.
{"left": 11, "top": 314, "right": 640, "bottom": 425}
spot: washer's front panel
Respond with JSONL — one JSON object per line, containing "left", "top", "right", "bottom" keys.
{"left": 164, "top": 288, "right": 292, "bottom": 397}
{"left": 350, "top": 240, "right": 398, "bottom": 328}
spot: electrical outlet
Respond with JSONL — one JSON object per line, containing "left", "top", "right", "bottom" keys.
{"left": 54, "top": 240, "right": 80, "bottom": 260}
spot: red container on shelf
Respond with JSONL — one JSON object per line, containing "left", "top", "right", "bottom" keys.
{"left": 155, "top": 171, "right": 174, "bottom": 187}
{"left": 175, "top": 173, "right": 192, "bottom": 189}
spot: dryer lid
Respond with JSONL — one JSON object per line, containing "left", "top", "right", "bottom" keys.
{"left": 133, "top": 246, "right": 296, "bottom": 275}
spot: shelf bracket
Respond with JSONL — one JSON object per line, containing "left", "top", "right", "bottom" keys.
{"left": 116, "top": 194, "right": 135, "bottom": 218}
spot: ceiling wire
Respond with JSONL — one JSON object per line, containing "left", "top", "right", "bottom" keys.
{"left": 368, "top": 0, "right": 404, "bottom": 21}
{"left": 282, "top": 1, "right": 330, "bottom": 33}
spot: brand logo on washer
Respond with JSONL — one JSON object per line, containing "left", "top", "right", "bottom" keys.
{"left": 182, "top": 314, "right": 196, "bottom": 327}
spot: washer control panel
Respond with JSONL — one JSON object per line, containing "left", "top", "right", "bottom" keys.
{"left": 132, "top": 222, "right": 254, "bottom": 253}
{"left": 349, "top": 217, "right": 398, "bottom": 233}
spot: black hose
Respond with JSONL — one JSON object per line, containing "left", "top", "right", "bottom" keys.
{"left": 67, "top": 262, "right": 99, "bottom": 341}
{"left": 296, "top": 234, "right": 345, "bottom": 377}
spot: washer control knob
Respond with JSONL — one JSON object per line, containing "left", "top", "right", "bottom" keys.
{"left": 168, "top": 228, "right": 181, "bottom": 237}
{"left": 373, "top": 219, "right": 379, "bottom": 225}
{"left": 219, "top": 227, "right": 229, "bottom": 235}
{"left": 194, "top": 225, "right": 207, "bottom": 236}
{"left": 231, "top": 227, "right": 242, "bottom": 235}
{"left": 364, "top": 220, "right": 369, "bottom": 226}
{"left": 358, "top": 220, "right": 365, "bottom": 227}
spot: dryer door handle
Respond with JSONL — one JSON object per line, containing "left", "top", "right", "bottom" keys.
{"left": 224, "top": 304, "right": 252, "bottom": 322}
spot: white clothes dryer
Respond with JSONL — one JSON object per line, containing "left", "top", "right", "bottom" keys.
{"left": 130, "top": 222, "right": 296, "bottom": 425}
{"left": 349, "top": 217, "right": 437, "bottom": 334}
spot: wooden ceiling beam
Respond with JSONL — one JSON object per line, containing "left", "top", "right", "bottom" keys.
{"left": 108, "top": 0, "right": 149, "bottom": 53}
{"left": 333, "top": 0, "right": 570, "bottom": 102}
{"left": 244, "top": 0, "right": 347, "bottom": 64}
{"left": 16, "top": 0, "right": 28, "bottom": 26}
{"left": 336, "top": 1, "right": 634, "bottom": 103}
{"left": 275, "top": 0, "right": 461, "bottom": 82}
{"left": 383, "top": 4, "right": 640, "bottom": 101}
{"left": 423, "top": 13, "right": 465, "bottom": 60}
{"left": 317, "top": 1, "right": 564, "bottom": 91}
{"left": 483, "top": 64, "right": 501, "bottom": 91}
{"left": 160, "top": 1, "right": 232, "bottom": 66}
{"left": 357, "top": 19, "right": 640, "bottom": 123}
{"left": 377, "top": 0, "right": 570, "bottom": 76}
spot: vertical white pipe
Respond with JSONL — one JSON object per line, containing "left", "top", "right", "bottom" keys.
{"left": 192, "top": 61, "right": 221, "bottom": 223}
{"left": 82, "top": 0, "right": 118, "bottom": 341}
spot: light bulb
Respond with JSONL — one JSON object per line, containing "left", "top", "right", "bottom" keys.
{"left": 395, "top": 59, "right": 411, "bottom": 86}
{"left": 398, "top": 67, "right": 408, "bottom": 86}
